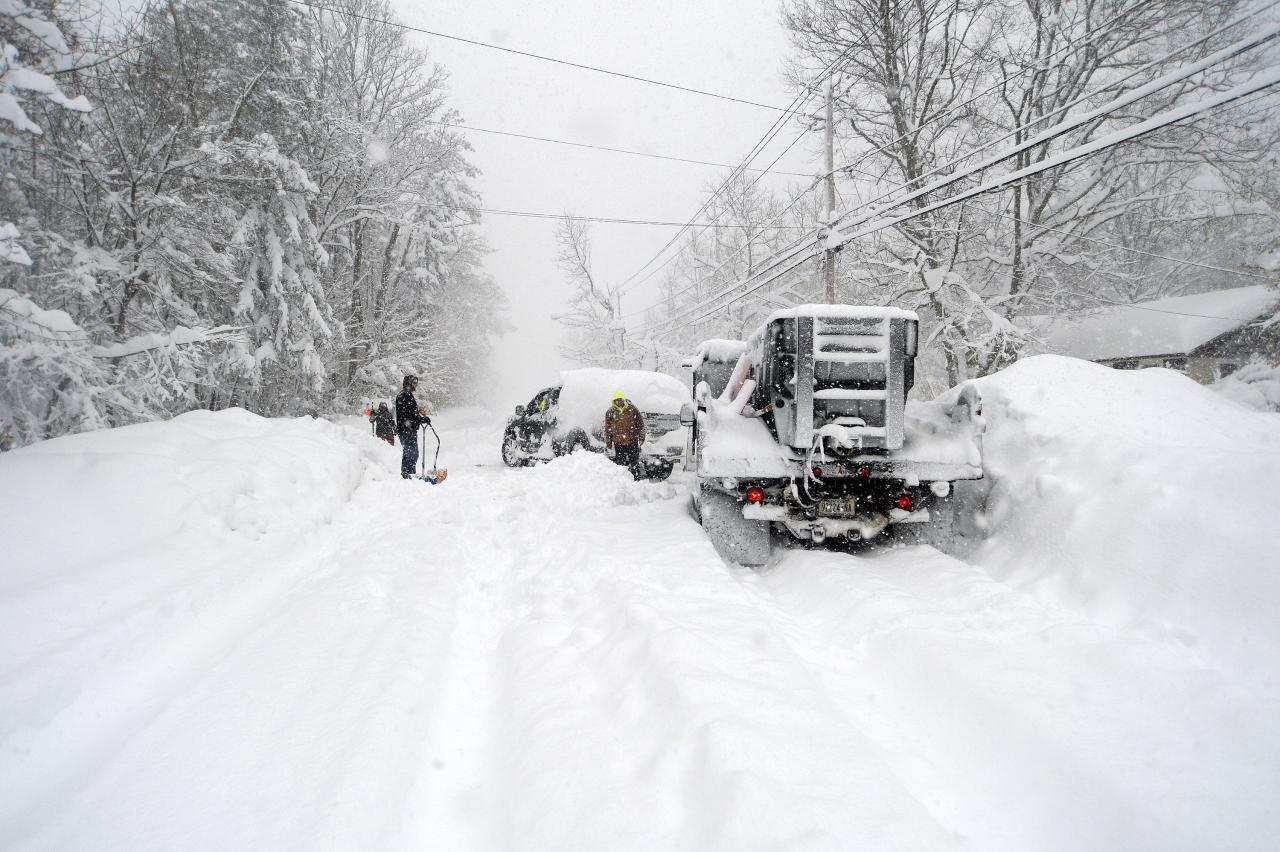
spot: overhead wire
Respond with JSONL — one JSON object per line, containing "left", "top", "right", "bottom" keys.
{"left": 659, "top": 67, "right": 1280, "bottom": 335}
{"left": 285, "top": 0, "right": 802, "bottom": 113}
{"left": 649, "top": 18, "right": 1280, "bottom": 337}
{"left": 982, "top": 207, "right": 1276, "bottom": 282}
{"left": 611, "top": 82, "right": 827, "bottom": 296}
{"left": 823, "top": 60, "right": 1280, "bottom": 255}
{"left": 437, "top": 202, "right": 812, "bottom": 229}
{"left": 611, "top": 43, "right": 869, "bottom": 298}
{"left": 625, "top": 0, "right": 1162, "bottom": 330}
{"left": 667, "top": 0, "right": 1280, "bottom": 332}
{"left": 422, "top": 119, "right": 813, "bottom": 177}
{"left": 615, "top": 116, "right": 823, "bottom": 299}
{"left": 822, "top": 7, "right": 1280, "bottom": 235}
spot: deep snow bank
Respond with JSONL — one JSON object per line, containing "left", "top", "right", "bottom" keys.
{"left": 968, "top": 356, "right": 1280, "bottom": 687}
{"left": 0, "top": 409, "right": 384, "bottom": 732}
{"left": 1, "top": 409, "right": 376, "bottom": 588}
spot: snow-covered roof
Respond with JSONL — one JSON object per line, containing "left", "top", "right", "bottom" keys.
{"left": 1029, "top": 285, "right": 1279, "bottom": 362}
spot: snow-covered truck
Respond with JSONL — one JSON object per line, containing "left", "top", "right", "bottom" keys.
{"left": 502, "top": 368, "right": 689, "bottom": 480}
{"left": 684, "top": 305, "right": 985, "bottom": 565}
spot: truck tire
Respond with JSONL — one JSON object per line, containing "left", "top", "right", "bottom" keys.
{"left": 894, "top": 494, "right": 959, "bottom": 553}
{"left": 699, "top": 484, "right": 771, "bottom": 567}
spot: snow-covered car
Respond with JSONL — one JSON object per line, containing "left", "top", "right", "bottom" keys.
{"left": 501, "top": 368, "right": 690, "bottom": 480}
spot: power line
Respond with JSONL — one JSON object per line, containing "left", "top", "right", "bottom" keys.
{"left": 820, "top": 0, "right": 1275, "bottom": 188}
{"left": 438, "top": 203, "right": 811, "bottom": 229}
{"left": 661, "top": 67, "right": 1280, "bottom": 336}
{"left": 612, "top": 107, "right": 813, "bottom": 294}
{"left": 984, "top": 207, "right": 1275, "bottom": 283}
{"left": 615, "top": 44, "right": 860, "bottom": 297}
{"left": 811, "top": 23, "right": 1280, "bottom": 260}
{"left": 825, "top": 12, "right": 1280, "bottom": 237}
{"left": 827, "top": 65, "right": 1280, "bottom": 254}
{"left": 286, "top": 0, "right": 803, "bottom": 113}
{"left": 637, "top": 9, "right": 1280, "bottom": 338}
{"left": 423, "top": 119, "right": 812, "bottom": 177}
{"left": 618, "top": 119, "right": 819, "bottom": 298}
{"left": 624, "top": 0, "right": 1158, "bottom": 326}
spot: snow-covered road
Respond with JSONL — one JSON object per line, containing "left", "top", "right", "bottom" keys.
{"left": 3, "top": 388, "right": 1278, "bottom": 850}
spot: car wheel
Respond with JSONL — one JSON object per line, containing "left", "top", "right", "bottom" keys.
{"left": 646, "top": 460, "right": 674, "bottom": 481}
{"left": 501, "top": 428, "right": 524, "bottom": 467}
{"left": 567, "top": 430, "right": 590, "bottom": 454}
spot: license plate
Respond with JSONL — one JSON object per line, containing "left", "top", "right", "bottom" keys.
{"left": 818, "top": 498, "right": 857, "bottom": 517}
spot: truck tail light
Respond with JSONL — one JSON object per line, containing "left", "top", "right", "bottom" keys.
{"left": 895, "top": 494, "right": 915, "bottom": 511}
{"left": 745, "top": 486, "right": 765, "bottom": 504}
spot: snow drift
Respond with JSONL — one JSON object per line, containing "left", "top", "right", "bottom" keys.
{"left": 2, "top": 396, "right": 1278, "bottom": 849}
{"left": 0, "top": 409, "right": 390, "bottom": 845}
{"left": 967, "top": 355, "right": 1280, "bottom": 689}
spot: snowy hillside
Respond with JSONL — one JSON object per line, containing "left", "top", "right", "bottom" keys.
{"left": 2, "top": 357, "right": 1279, "bottom": 850}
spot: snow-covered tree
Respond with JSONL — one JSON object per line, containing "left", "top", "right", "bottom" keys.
{"left": 0, "top": 0, "right": 502, "bottom": 445}
{"left": 555, "top": 218, "right": 635, "bottom": 368}
{"left": 779, "top": 0, "right": 1280, "bottom": 388}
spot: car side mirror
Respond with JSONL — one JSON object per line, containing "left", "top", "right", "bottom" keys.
{"left": 515, "top": 405, "right": 525, "bottom": 416}
{"left": 680, "top": 402, "right": 695, "bottom": 427}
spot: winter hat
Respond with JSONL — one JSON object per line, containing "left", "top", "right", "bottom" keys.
{"left": 403, "top": 374, "right": 418, "bottom": 389}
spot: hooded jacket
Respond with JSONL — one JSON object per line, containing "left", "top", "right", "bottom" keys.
{"left": 603, "top": 399, "right": 645, "bottom": 447}
{"left": 395, "top": 377, "right": 429, "bottom": 434}
{"left": 373, "top": 403, "right": 396, "bottom": 439}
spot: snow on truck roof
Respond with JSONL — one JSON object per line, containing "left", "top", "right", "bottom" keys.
{"left": 687, "top": 339, "right": 749, "bottom": 367}
{"left": 744, "top": 304, "right": 920, "bottom": 343}
{"left": 1027, "top": 285, "right": 1279, "bottom": 362}
{"left": 760, "top": 304, "right": 920, "bottom": 325}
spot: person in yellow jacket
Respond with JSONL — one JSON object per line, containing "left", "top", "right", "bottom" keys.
{"left": 603, "top": 390, "right": 645, "bottom": 479}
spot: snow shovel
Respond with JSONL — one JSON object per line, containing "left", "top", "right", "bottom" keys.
{"left": 418, "top": 421, "right": 448, "bottom": 484}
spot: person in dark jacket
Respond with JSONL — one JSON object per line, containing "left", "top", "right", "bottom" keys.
{"left": 603, "top": 390, "right": 645, "bottom": 480}
{"left": 395, "top": 375, "right": 431, "bottom": 478}
{"left": 373, "top": 402, "right": 396, "bottom": 446}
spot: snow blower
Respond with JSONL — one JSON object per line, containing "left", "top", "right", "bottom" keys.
{"left": 418, "top": 421, "right": 448, "bottom": 484}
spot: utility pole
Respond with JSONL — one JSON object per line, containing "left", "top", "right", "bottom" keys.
{"left": 823, "top": 77, "right": 838, "bottom": 304}
{"left": 613, "top": 290, "right": 627, "bottom": 362}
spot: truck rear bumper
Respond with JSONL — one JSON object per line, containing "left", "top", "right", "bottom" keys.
{"left": 743, "top": 502, "right": 931, "bottom": 543}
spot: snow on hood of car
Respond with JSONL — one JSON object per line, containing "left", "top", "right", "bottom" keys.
{"left": 555, "top": 368, "right": 690, "bottom": 434}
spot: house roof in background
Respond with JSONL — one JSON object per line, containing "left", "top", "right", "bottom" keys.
{"left": 1027, "top": 285, "right": 1279, "bottom": 362}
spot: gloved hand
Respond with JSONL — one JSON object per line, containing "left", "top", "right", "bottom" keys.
{"left": 421, "top": 415, "right": 432, "bottom": 426}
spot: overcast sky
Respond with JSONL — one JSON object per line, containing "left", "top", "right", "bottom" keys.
{"left": 387, "top": 0, "right": 823, "bottom": 408}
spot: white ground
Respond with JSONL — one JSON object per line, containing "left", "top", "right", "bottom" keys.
{"left": 2, "top": 357, "right": 1278, "bottom": 850}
